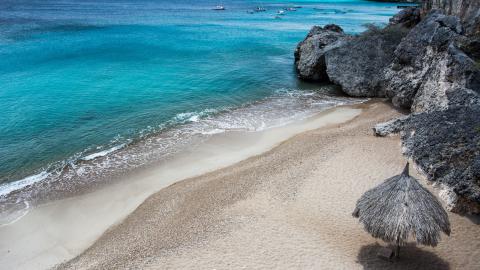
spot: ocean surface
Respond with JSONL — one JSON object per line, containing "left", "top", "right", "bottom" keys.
{"left": 0, "top": 0, "right": 403, "bottom": 223}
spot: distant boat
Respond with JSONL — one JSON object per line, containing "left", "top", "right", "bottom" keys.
{"left": 212, "top": 5, "right": 225, "bottom": 11}
{"left": 255, "top": 6, "right": 266, "bottom": 12}
{"left": 286, "top": 7, "right": 297, "bottom": 11}
{"left": 277, "top": 10, "right": 285, "bottom": 15}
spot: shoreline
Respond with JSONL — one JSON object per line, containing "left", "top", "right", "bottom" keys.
{"left": 58, "top": 100, "right": 480, "bottom": 269}
{"left": 0, "top": 102, "right": 363, "bottom": 270}
{"left": 0, "top": 87, "right": 360, "bottom": 220}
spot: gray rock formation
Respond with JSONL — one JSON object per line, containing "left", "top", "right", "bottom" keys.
{"left": 389, "top": 7, "right": 422, "bottom": 28}
{"left": 374, "top": 101, "right": 480, "bottom": 214}
{"left": 383, "top": 11, "right": 480, "bottom": 112}
{"left": 367, "top": 0, "right": 420, "bottom": 3}
{"left": 423, "top": 0, "right": 480, "bottom": 35}
{"left": 373, "top": 115, "right": 410, "bottom": 137}
{"left": 324, "top": 24, "right": 409, "bottom": 97}
{"left": 457, "top": 34, "right": 480, "bottom": 60}
{"left": 294, "top": 24, "right": 347, "bottom": 81}
{"left": 295, "top": 4, "right": 480, "bottom": 214}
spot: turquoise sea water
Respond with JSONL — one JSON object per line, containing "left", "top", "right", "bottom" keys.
{"left": 0, "top": 0, "right": 402, "bottom": 216}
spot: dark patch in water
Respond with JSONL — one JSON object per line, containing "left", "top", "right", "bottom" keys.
{"left": 4, "top": 21, "right": 105, "bottom": 42}
{"left": 78, "top": 114, "right": 96, "bottom": 121}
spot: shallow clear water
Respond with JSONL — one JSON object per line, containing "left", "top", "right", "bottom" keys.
{"left": 0, "top": 0, "right": 402, "bottom": 211}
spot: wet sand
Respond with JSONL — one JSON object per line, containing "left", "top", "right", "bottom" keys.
{"left": 58, "top": 101, "right": 480, "bottom": 270}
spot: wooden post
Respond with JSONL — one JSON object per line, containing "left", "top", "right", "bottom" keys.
{"left": 395, "top": 239, "right": 400, "bottom": 258}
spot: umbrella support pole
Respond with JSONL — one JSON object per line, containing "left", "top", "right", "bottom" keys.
{"left": 394, "top": 239, "right": 400, "bottom": 259}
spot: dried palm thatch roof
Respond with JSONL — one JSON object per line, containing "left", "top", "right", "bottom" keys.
{"left": 353, "top": 163, "right": 450, "bottom": 247}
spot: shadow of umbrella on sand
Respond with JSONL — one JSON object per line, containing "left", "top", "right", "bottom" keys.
{"left": 353, "top": 163, "right": 451, "bottom": 259}
{"left": 356, "top": 243, "right": 450, "bottom": 270}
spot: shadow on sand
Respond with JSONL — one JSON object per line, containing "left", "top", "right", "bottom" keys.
{"left": 357, "top": 243, "right": 450, "bottom": 270}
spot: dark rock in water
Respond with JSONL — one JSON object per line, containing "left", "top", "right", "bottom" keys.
{"left": 324, "top": 24, "right": 409, "bottom": 97}
{"left": 294, "top": 24, "right": 347, "bottom": 81}
{"left": 323, "top": 24, "right": 344, "bottom": 33}
{"left": 389, "top": 7, "right": 422, "bottom": 28}
{"left": 384, "top": 11, "right": 480, "bottom": 112}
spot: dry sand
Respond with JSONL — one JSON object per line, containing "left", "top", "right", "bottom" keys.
{"left": 58, "top": 101, "right": 480, "bottom": 270}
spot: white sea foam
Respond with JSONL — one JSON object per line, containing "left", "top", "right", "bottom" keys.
{"left": 198, "top": 128, "right": 225, "bottom": 135}
{"left": 0, "top": 201, "right": 30, "bottom": 227}
{"left": 0, "top": 88, "right": 365, "bottom": 214}
{"left": 0, "top": 171, "right": 50, "bottom": 197}
{"left": 81, "top": 143, "right": 126, "bottom": 161}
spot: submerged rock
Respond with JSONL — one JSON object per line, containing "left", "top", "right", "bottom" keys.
{"left": 325, "top": 24, "right": 409, "bottom": 97}
{"left": 294, "top": 24, "right": 347, "bottom": 81}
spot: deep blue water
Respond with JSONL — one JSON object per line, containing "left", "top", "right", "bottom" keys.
{"left": 0, "top": 0, "right": 401, "bottom": 200}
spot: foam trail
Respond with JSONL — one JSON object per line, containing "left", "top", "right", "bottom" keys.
{"left": 0, "top": 89, "right": 366, "bottom": 216}
{"left": 81, "top": 144, "right": 126, "bottom": 161}
{"left": 0, "top": 171, "right": 49, "bottom": 197}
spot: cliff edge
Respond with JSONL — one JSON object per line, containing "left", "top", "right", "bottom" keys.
{"left": 295, "top": 0, "right": 480, "bottom": 214}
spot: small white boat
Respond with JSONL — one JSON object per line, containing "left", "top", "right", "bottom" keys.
{"left": 277, "top": 10, "right": 285, "bottom": 15}
{"left": 287, "top": 7, "right": 297, "bottom": 11}
{"left": 255, "top": 7, "right": 266, "bottom": 12}
{"left": 212, "top": 5, "right": 225, "bottom": 11}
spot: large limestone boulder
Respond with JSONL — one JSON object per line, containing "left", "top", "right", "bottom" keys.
{"left": 384, "top": 11, "right": 480, "bottom": 112}
{"left": 411, "top": 45, "right": 480, "bottom": 112}
{"left": 374, "top": 98, "right": 480, "bottom": 214}
{"left": 294, "top": 24, "right": 347, "bottom": 81}
{"left": 324, "top": 24, "right": 409, "bottom": 97}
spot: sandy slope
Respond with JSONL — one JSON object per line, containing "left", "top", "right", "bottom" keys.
{"left": 1, "top": 104, "right": 361, "bottom": 270}
{"left": 58, "top": 101, "right": 480, "bottom": 270}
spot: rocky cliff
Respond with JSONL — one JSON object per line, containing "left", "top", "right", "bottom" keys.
{"left": 295, "top": 2, "right": 480, "bottom": 214}
{"left": 294, "top": 25, "right": 347, "bottom": 81}
{"left": 384, "top": 10, "right": 480, "bottom": 112}
{"left": 423, "top": 0, "right": 480, "bottom": 34}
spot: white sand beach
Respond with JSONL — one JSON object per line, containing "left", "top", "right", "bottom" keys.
{"left": 0, "top": 102, "right": 362, "bottom": 270}
{"left": 53, "top": 101, "right": 479, "bottom": 269}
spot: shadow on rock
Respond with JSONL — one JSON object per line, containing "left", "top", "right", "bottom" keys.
{"left": 356, "top": 243, "right": 450, "bottom": 270}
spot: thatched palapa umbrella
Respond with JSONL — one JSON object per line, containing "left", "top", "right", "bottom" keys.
{"left": 353, "top": 163, "right": 450, "bottom": 258}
